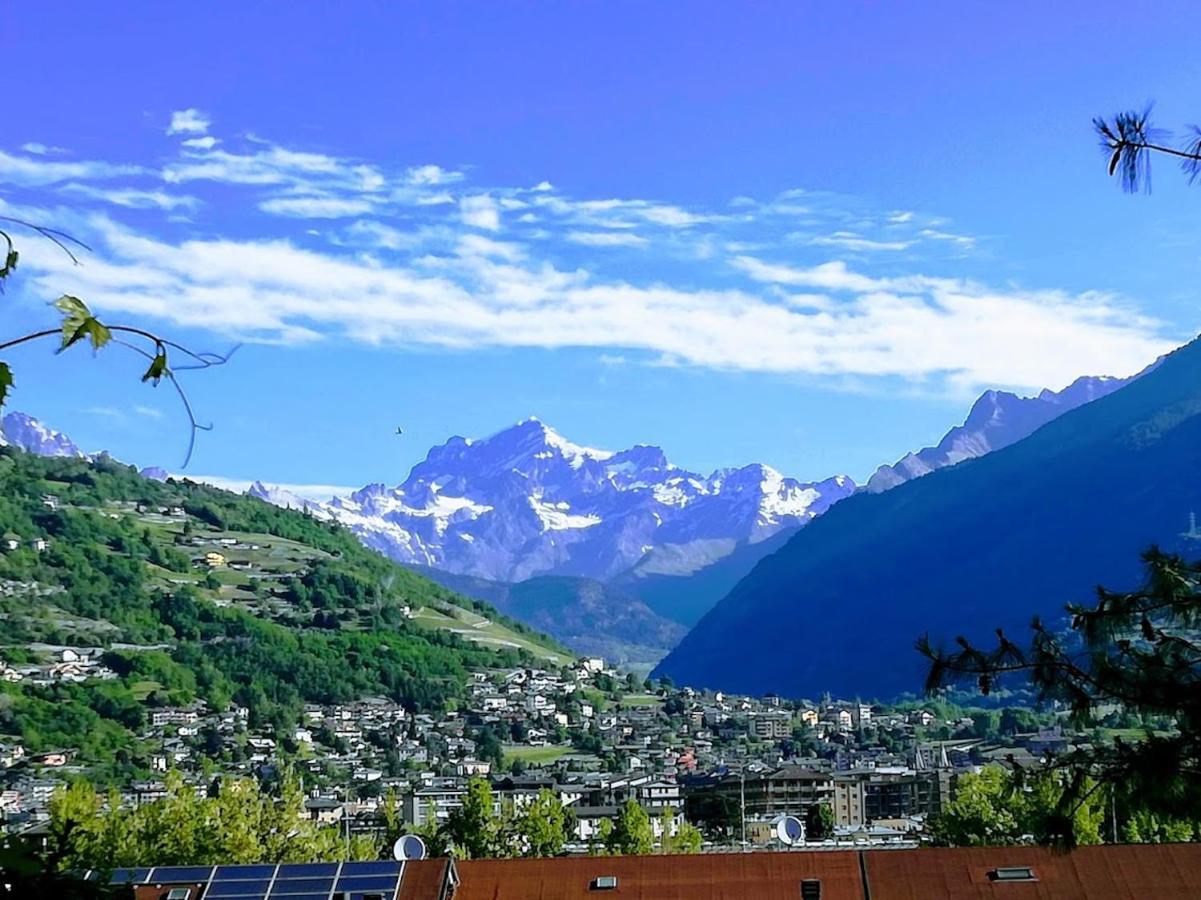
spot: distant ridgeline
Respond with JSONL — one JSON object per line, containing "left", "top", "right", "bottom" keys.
{"left": 654, "top": 336, "right": 1201, "bottom": 699}
{"left": 0, "top": 448, "right": 569, "bottom": 763}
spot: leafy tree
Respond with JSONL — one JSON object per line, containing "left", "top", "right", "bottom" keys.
{"left": 929, "top": 768, "right": 1020, "bottom": 846}
{"left": 685, "top": 792, "right": 738, "bottom": 841}
{"left": 920, "top": 548, "right": 1201, "bottom": 845}
{"left": 443, "top": 778, "right": 507, "bottom": 860}
{"left": 657, "top": 807, "right": 702, "bottom": 854}
{"left": 0, "top": 833, "right": 128, "bottom": 899}
{"left": 605, "top": 800, "right": 654, "bottom": 856}
{"left": 593, "top": 818, "right": 614, "bottom": 856}
{"left": 804, "top": 803, "right": 835, "bottom": 841}
{"left": 512, "top": 789, "right": 569, "bottom": 857}
{"left": 47, "top": 770, "right": 376, "bottom": 868}
{"left": 928, "top": 766, "right": 1104, "bottom": 847}
{"left": 1121, "top": 809, "right": 1196, "bottom": 844}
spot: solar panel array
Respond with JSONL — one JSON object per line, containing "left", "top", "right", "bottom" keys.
{"left": 105, "top": 860, "right": 408, "bottom": 900}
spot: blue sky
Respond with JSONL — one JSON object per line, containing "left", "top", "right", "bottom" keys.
{"left": 2, "top": 2, "right": 1201, "bottom": 494}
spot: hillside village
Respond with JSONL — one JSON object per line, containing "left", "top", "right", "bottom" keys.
{"left": 0, "top": 467, "right": 1129, "bottom": 853}
{"left": 0, "top": 643, "right": 1084, "bottom": 851}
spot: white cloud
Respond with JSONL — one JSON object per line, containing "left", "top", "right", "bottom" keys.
{"left": 809, "top": 231, "right": 913, "bottom": 252}
{"left": 165, "top": 146, "right": 344, "bottom": 186}
{"left": 134, "top": 405, "right": 164, "bottom": 419}
{"left": 181, "top": 136, "right": 219, "bottom": 150}
{"left": 567, "top": 231, "right": 649, "bottom": 248}
{"left": 62, "top": 184, "right": 200, "bottom": 211}
{"left": 460, "top": 194, "right": 501, "bottom": 231}
{"left": 21, "top": 142, "right": 67, "bottom": 156}
{"left": 731, "top": 257, "right": 886, "bottom": 293}
{"left": 919, "top": 227, "right": 976, "bottom": 249}
{"left": 15, "top": 218, "right": 1172, "bottom": 395}
{"left": 86, "top": 405, "right": 125, "bottom": 420}
{"left": 0, "top": 150, "right": 142, "bottom": 186}
{"left": 3, "top": 127, "right": 1174, "bottom": 398}
{"left": 182, "top": 475, "right": 356, "bottom": 501}
{"left": 406, "top": 164, "right": 464, "bottom": 186}
{"left": 533, "top": 194, "right": 715, "bottom": 230}
{"left": 259, "top": 195, "right": 374, "bottom": 218}
{"left": 456, "top": 234, "right": 526, "bottom": 261}
{"left": 167, "top": 108, "right": 212, "bottom": 136}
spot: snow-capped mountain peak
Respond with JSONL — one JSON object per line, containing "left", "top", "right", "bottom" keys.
{"left": 864, "top": 372, "right": 1145, "bottom": 493}
{"left": 266, "top": 419, "right": 855, "bottom": 583}
{"left": 0, "top": 412, "right": 87, "bottom": 458}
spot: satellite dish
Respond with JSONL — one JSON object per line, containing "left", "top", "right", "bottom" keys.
{"left": 393, "top": 834, "right": 427, "bottom": 861}
{"left": 775, "top": 815, "right": 805, "bottom": 846}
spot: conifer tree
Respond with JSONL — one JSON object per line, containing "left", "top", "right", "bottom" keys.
{"left": 919, "top": 548, "right": 1201, "bottom": 844}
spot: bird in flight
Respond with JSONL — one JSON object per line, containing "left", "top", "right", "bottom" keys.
{"left": 395, "top": 426, "right": 404, "bottom": 435}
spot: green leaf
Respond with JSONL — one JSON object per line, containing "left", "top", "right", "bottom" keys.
{"left": 0, "top": 362, "right": 11, "bottom": 410}
{"left": 0, "top": 248, "right": 17, "bottom": 280}
{"left": 54, "top": 294, "right": 111, "bottom": 351}
{"left": 142, "top": 346, "right": 169, "bottom": 385}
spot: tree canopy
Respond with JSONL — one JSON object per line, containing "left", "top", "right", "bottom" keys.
{"left": 920, "top": 548, "right": 1201, "bottom": 844}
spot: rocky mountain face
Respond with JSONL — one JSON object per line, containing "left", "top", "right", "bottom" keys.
{"left": 1, "top": 358, "right": 1145, "bottom": 676}
{"left": 864, "top": 374, "right": 1141, "bottom": 493}
{"left": 293, "top": 417, "right": 856, "bottom": 585}
{"left": 0, "top": 412, "right": 86, "bottom": 458}
{"left": 653, "top": 341, "right": 1194, "bottom": 699}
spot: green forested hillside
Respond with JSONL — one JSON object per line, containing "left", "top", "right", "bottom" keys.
{"left": 0, "top": 448, "right": 570, "bottom": 765}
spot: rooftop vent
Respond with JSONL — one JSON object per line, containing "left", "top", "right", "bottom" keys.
{"left": 590, "top": 875, "right": 619, "bottom": 890}
{"left": 988, "top": 867, "right": 1038, "bottom": 882}
{"left": 801, "top": 879, "right": 821, "bottom": 899}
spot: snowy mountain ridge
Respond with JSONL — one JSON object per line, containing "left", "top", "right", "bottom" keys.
{"left": 259, "top": 417, "right": 856, "bottom": 583}
{"left": 863, "top": 373, "right": 1144, "bottom": 493}
{"left": 0, "top": 412, "right": 87, "bottom": 458}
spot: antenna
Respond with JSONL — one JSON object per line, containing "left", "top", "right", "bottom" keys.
{"left": 775, "top": 814, "right": 805, "bottom": 847}
{"left": 393, "top": 834, "right": 427, "bottom": 861}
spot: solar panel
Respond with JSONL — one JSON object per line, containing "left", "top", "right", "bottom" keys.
{"left": 205, "top": 877, "right": 273, "bottom": 897}
{"left": 335, "top": 874, "right": 403, "bottom": 892}
{"left": 149, "top": 865, "right": 215, "bottom": 882}
{"left": 277, "top": 862, "right": 339, "bottom": 878}
{"left": 340, "top": 860, "right": 402, "bottom": 876}
{"left": 212, "top": 864, "right": 279, "bottom": 880}
{"left": 110, "top": 867, "right": 152, "bottom": 884}
{"left": 269, "top": 876, "right": 335, "bottom": 895}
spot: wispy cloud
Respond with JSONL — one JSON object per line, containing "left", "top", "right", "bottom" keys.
{"left": 167, "top": 108, "right": 211, "bottom": 136}
{"left": 0, "top": 116, "right": 1177, "bottom": 397}
{"left": 86, "top": 405, "right": 126, "bottom": 420}
{"left": 21, "top": 142, "right": 67, "bottom": 156}
{"left": 258, "top": 195, "right": 374, "bottom": 218}
{"left": 567, "top": 231, "right": 648, "bottom": 248}
{"left": 460, "top": 194, "right": 501, "bottom": 231}
{"left": 182, "top": 475, "right": 356, "bottom": 501}
{"left": 0, "top": 149, "right": 143, "bottom": 186}
{"left": 62, "top": 183, "right": 200, "bottom": 211}
{"left": 808, "top": 231, "right": 913, "bottom": 252}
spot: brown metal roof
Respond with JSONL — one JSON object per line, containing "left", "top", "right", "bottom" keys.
{"left": 454, "top": 850, "right": 866, "bottom": 900}
{"left": 865, "top": 844, "right": 1201, "bottom": 900}
{"left": 454, "top": 845, "right": 1201, "bottom": 900}
{"left": 400, "top": 858, "right": 458, "bottom": 900}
